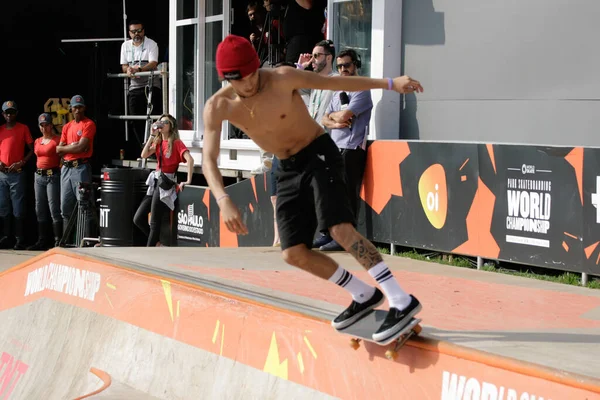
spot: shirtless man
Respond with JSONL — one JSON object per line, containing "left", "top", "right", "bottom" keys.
{"left": 203, "top": 35, "right": 424, "bottom": 343}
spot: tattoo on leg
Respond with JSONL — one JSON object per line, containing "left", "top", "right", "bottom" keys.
{"left": 350, "top": 239, "right": 383, "bottom": 269}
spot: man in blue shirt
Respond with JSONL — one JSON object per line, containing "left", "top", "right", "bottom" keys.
{"left": 318, "top": 49, "right": 372, "bottom": 251}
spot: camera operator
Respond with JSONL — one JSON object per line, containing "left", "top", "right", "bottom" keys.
{"left": 270, "top": 0, "right": 326, "bottom": 64}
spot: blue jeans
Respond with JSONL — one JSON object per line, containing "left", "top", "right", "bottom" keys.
{"left": 0, "top": 171, "right": 25, "bottom": 218}
{"left": 60, "top": 163, "right": 92, "bottom": 221}
{"left": 34, "top": 173, "right": 62, "bottom": 223}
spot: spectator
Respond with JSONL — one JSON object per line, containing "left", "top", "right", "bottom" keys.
{"left": 297, "top": 39, "right": 337, "bottom": 129}
{"left": 319, "top": 49, "right": 372, "bottom": 251}
{"left": 133, "top": 114, "right": 193, "bottom": 247}
{"left": 56, "top": 95, "right": 96, "bottom": 238}
{"left": 120, "top": 19, "right": 162, "bottom": 147}
{"left": 0, "top": 101, "right": 34, "bottom": 250}
{"left": 280, "top": 0, "right": 326, "bottom": 63}
{"left": 27, "top": 113, "right": 63, "bottom": 250}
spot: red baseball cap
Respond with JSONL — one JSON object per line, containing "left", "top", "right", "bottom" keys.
{"left": 216, "top": 35, "right": 260, "bottom": 80}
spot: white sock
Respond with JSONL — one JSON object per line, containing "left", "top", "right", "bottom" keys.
{"left": 329, "top": 266, "right": 376, "bottom": 304}
{"left": 368, "top": 261, "right": 411, "bottom": 309}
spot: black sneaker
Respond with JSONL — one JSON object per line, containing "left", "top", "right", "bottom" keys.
{"left": 331, "top": 288, "right": 384, "bottom": 330}
{"left": 372, "top": 295, "right": 422, "bottom": 343}
{"left": 312, "top": 233, "right": 333, "bottom": 249}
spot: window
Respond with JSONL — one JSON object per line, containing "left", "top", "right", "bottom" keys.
{"left": 176, "top": 24, "right": 197, "bottom": 131}
{"left": 177, "top": 0, "right": 197, "bottom": 19}
{"left": 204, "top": 21, "right": 223, "bottom": 103}
{"left": 206, "top": 0, "right": 224, "bottom": 17}
{"left": 331, "top": 0, "right": 372, "bottom": 77}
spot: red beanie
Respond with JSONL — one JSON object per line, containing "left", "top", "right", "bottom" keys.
{"left": 216, "top": 35, "right": 260, "bottom": 80}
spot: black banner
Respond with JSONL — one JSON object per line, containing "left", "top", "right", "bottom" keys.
{"left": 172, "top": 141, "right": 598, "bottom": 276}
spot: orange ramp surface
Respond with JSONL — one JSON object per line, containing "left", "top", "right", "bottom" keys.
{"left": 0, "top": 247, "right": 599, "bottom": 400}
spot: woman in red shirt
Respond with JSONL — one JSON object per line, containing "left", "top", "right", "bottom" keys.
{"left": 27, "top": 113, "right": 63, "bottom": 250}
{"left": 133, "top": 113, "right": 194, "bottom": 246}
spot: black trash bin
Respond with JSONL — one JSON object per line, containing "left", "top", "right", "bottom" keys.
{"left": 99, "top": 167, "right": 150, "bottom": 246}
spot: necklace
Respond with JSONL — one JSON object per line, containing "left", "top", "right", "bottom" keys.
{"left": 236, "top": 71, "right": 262, "bottom": 119}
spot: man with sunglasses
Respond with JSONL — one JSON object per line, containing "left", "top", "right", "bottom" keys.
{"left": 120, "top": 19, "right": 162, "bottom": 148}
{"left": 204, "top": 35, "right": 425, "bottom": 343}
{"left": 0, "top": 101, "right": 34, "bottom": 250}
{"left": 318, "top": 48, "right": 372, "bottom": 251}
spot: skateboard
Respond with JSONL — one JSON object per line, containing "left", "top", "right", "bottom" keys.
{"left": 336, "top": 309, "right": 422, "bottom": 360}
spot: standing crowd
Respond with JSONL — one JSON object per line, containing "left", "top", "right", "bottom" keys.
{"left": 0, "top": 95, "right": 96, "bottom": 250}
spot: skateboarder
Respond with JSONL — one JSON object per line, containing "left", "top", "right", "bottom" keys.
{"left": 202, "top": 35, "right": 423, "bottom": 343}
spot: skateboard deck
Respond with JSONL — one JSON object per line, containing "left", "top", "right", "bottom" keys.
{"left": 336, "top": 310, "right": 422, "bottom": 360}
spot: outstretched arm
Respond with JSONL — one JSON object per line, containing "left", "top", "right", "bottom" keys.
{"left": 202, "top": 98, "right": 248, "bottom": 235}
{"left": 278, "top": 67, "right": 424, "bottom": 95}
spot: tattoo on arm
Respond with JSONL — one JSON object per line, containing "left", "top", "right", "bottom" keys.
{"left": 350, "top": 239, "right": 383, "bottom": 269}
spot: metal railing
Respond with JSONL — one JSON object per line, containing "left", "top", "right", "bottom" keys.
{"left": 106, "top": 64, "right": 169, "bottom": 147}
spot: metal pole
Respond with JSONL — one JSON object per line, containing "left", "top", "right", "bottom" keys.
{"left": 123, "top": 0, "right": 129, "bottom": 141}
{"left": 162, "top": 62, "right": 168, "bottom": 114}
{"left": 477, "top": 256, "right": 483, "bottom": 270}
{"left": 107, "top": 114, "right": 162, "bottom": 120}
{"left": 390, "top": 243, "right": 396, "bottom": 256}
{"left": 582, "top": 273, "right": 588, "bottom": 286}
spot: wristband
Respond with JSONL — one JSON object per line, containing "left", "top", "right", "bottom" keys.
{"left": 386, "top": 77, "right": 393, "bottom": 90}
{"left": 216, "top": 194, "right": 230, "bottom": 202}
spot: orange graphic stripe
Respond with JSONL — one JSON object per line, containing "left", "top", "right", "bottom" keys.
{"left": 459, "top": 158, "right": 469, "bottom": 170}
{"left": 562, "top": 241, "right": 569, "bottom": 252}
{"left": 73, "top": 368, "right": 112, "bottom": 399}
{"left": 564, "top": 232, "right": 578, "bottom": 240}
{"left": 486, "top": 144, "right": 497, "bottom": 174}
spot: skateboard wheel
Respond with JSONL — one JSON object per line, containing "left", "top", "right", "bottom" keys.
{"left": 413, "top": 324, "right": 422, "bottom": 335}
{"left": 350, "top": 339, "right": 360, "bottom": 350}
{"left": 385, "top": 349, "right": 397, "bottom": 360}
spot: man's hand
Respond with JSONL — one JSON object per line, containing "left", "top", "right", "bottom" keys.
{"left": 7, "top": 161, "right": 22, "bottom": 173}
{"left": 392, "top": 76, "right": 424, "bottom": 94}
{"left": 297, "top": 53, "right": 312, "bottom": 69}
{"left": 127, "top": 65, "right": 140, "bottom": 78}
{"left": 220, "top": 197, "right": 248, "bottom": 235}
{"left": 329, "top": 110, "right": 352, "bottom": 123}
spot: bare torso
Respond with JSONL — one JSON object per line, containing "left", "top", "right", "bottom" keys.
{"left": 212, "top": 68, "right": 325, "bottom": 159}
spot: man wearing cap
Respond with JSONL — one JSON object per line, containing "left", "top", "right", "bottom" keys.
{"left": 0, "top": 101, "right": 34, "bottom": 250}
{"left": 202, "top": 35, "right": 425, "bottom": 343}
{"left": 56, "top": 95, "right": 96, "bottom": 237}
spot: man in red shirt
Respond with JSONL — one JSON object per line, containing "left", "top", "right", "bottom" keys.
{"left": 0, "top": 101, "right": 34, "bottom": 249}
{"left": 56, "top": 95, "right": 96, "bottom": 238}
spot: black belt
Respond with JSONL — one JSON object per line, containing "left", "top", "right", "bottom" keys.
{"left": 63, "top": 158, "right": 90, "bottom": 168}
{"left": 0, "top": 168, "right": 22, "bottom": 174}
{"left": 36, "top": 168, "right": 60, "bottom": 176}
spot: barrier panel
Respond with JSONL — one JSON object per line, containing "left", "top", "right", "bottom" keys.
{"left": 173, "top": 141, "right": 600, "bottom": 276}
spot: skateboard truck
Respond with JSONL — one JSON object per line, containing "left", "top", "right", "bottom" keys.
{"left": 348, "top": 319, "right": 422, "bottom": 361}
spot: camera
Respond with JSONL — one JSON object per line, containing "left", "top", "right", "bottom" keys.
{"left": 152, "top": 121, "right": 165, "bottom": 131}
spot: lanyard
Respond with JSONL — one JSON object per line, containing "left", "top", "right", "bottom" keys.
{"left": 310, "top": 89, "right": 324, "bottom": 119}
{"left": 129, "top": 40, "right": 146, "bottom": 66}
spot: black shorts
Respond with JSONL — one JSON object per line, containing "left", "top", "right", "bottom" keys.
{"left": 275, "top": 134, "right": 355, "bottom": 250}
